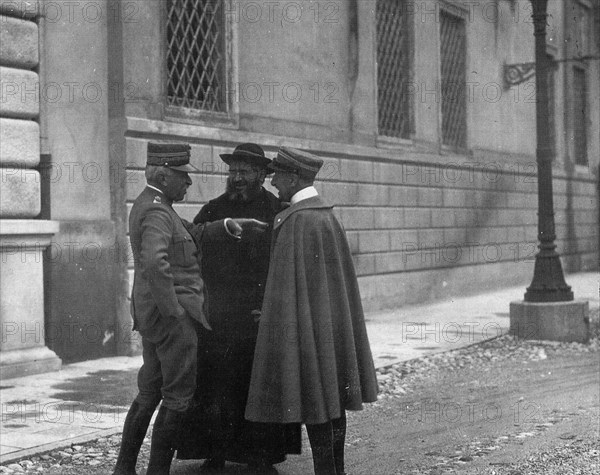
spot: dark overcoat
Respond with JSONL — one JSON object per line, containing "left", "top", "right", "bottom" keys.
{"left": 177, "top": 188, "right": 301, "bottom": 463}
{"left": 193, "top": 188, "right": 281, "bottom": 336}
{"left": 245, "top": 195, "right": 378, "bottom": 425}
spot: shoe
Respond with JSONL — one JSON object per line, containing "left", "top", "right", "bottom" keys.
{"left": 201, "top": 457, "right": 226, "bottom": 472}
{"left": 247, "top": 462, "right": 278, "bottom": 474}
{"left": 112, "top": 469, "right": 138, "bottom": 475}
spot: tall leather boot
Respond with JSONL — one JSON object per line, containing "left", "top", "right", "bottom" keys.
{"left": 306, "top": 421, "right": 336, "bottom": 475}
{"left": 332, "top": 412, "right": 347, "bottom": 475}
{"left": 146, "top": 405, "right": 186, "bottom": 475}
{"left": 112, "top": 401, "right": 155, "bottom": 475}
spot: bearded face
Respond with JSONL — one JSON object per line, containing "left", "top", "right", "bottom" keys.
{"left": 226, "top": 161, "right": 265, "bottom": 202}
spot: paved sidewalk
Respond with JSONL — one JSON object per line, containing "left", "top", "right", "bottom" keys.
{"left": 1, "top": 272, "right": 597, "bottom": 465}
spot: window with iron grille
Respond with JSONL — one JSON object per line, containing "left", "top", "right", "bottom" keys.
{"left": 573, "top": 66, "right": 588, "bottom": 166}
{"left": 376, "top": 0, "right": 413, "bottom": 139}
{"left": 166, "top": 0, "right": 226, "bottom": 113}
{"left": 440, "top": 9, "right": 467, "bottom": 149}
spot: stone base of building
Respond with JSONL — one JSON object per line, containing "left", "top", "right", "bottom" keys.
{"left": 509, "top": 300, "right": 590, "bottom": 343}
{"left": 0, "top": 220, "right": 62, "bottom": 380}
{"left": 0, "top": 346, "right": 62, "bottom": 380}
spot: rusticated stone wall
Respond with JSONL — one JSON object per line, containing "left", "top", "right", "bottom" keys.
{"left": 0, "top": 0, "right": 61, "bottom": 378}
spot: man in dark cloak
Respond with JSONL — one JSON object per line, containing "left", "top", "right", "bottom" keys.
{"left": 245, "top": 146, "right": 379, "bottom": 475}
{"left": 177, "top": 143, "right": 300, "bottom": 472}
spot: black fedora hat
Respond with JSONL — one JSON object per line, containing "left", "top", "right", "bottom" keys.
{"left": 220, "top": 143, "right": 272, "bottom": 171}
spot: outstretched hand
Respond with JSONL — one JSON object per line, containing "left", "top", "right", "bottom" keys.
{"left": 228, "top": 218, "right": 268, "bottom": 237}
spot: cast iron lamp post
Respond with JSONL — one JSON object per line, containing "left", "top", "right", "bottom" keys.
{"left": 509, "top": 0, "right": 589, "bottom": 343}
{"left": 523, "top": 0, "right": 573, "bottom": 302}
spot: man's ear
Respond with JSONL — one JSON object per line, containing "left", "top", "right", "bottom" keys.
{"left": 257, "top": 169, "right": 267, "bottom": 183}
{"left": 156, "top": 171, "right": 168, "bottom": 187}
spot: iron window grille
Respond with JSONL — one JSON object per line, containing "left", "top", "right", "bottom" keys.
{"left": 573, "top": 66, "right": 588, "bottom": 166}
{"left": 440, "top": 9, "right": 467, "bottom": 150}
{"left": 376, "top": 0, "right": 414, "bottom": 139}
{"left": 166, "top": 0, "right": 226, "bottom": 113}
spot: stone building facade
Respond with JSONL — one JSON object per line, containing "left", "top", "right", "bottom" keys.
{"left": 1, "top": 0, "right": 598, "bottom": 374}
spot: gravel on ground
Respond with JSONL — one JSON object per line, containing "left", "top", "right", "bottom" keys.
{"left": 2, "top": 309, "right": 598, "bottom": 475}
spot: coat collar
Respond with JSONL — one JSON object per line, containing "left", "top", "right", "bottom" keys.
{"left": 273, "top": 195, "right": 332, "bottom": 230}
{"left": 290, "top": 186, "right": 318, "bottom": 205}
{"left": 143, "top": 186, "right": 172, "bottom": 206}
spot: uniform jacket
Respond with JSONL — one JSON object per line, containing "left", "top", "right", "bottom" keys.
{"left": 129, "top": 187, "right": 230, "bottom": 332}
{"left": 193, "top": 188, "right": 281, "bottom": 327}
{"left": 245, "top": 195, "right": 378, "bottom": 425}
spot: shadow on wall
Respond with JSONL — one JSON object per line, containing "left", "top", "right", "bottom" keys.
{"left": 563, "top": 159, "right": 580, "bottom": 272}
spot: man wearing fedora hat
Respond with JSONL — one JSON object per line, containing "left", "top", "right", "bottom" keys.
{"left": 113, "top": 142, "right": 267, "bottom": 475}
{"left": 245, "top": 147, "right": 378, "bottom": 475}
{"left": 177, "top": 143, "right": 300, "bottom": 473}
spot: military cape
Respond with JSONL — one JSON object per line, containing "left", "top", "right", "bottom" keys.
{"left": 245, "top": 195, "right": 378, "bottom": 425}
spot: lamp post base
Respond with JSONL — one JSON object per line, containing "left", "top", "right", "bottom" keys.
{"left": 509, "top": 300, "right": 590, "bottom": 343}
{"left": 524, "top": 250, "right": 574, "bottom": 302}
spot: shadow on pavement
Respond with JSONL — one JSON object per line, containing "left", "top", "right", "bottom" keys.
{"left": 50, "top": 369, "right": 138, "bottom": 407}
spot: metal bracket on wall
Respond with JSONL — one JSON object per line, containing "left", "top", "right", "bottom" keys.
{"left": 504, "top": 55, "right": 600, "bottom": 89}
{"left": 503, "top": 62, "right": 536, "bottom": 89}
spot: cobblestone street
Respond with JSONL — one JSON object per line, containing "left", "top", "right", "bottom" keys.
{"left": 2, "top": 309, "right": 598, "bottom": 475}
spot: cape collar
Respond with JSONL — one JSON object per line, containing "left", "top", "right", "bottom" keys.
{"left": 273, "top": 195, "right": 332, "bottom": 230}
{"left": 290, "top": 186, "right": 318, "bottom": 205}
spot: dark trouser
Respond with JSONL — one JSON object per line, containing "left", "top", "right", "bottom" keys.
{"left": 306, "top": 412, "right": 347, "bottom": 475}
{"left": 135, "top": 311, "right": 198, "bottom": 412}
{"left": 114, "top": 311, "right": 197, "bottom": 475}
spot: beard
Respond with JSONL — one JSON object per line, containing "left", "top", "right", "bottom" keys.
{"left": 226, "top": 177, "right": 262, "bottom": 202}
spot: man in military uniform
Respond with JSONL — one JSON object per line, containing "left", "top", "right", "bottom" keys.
{"left": 177, "top": 143, "right": 299, "bottom": 473}
{"left": 246, "top": 147, "right": 378, "bottom": 475}
{"left": 113, "top": 142, "right": 267, "bottom": 475}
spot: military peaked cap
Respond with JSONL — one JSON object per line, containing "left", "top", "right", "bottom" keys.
{"left": 147, "top": 142, "right": 198, "bottom": 172}
{"left": 268, "top": 146, "right": 324, "bottom": 179}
